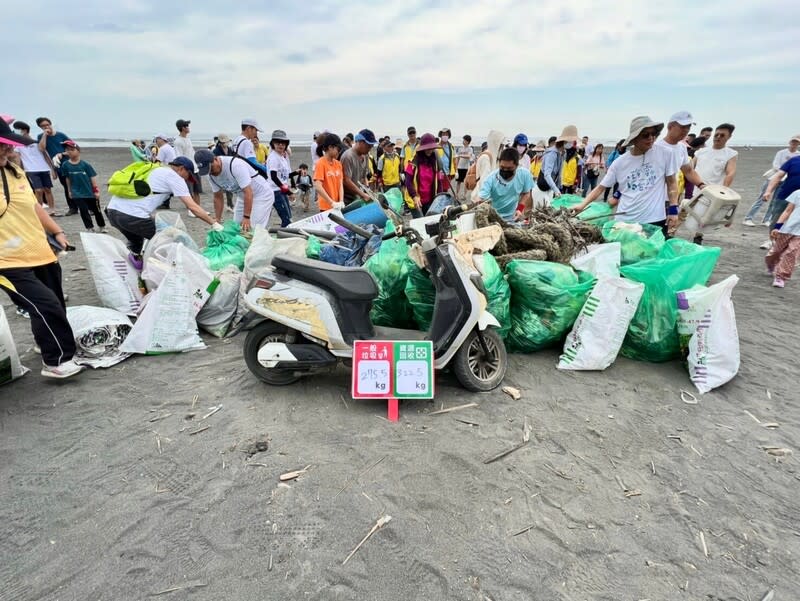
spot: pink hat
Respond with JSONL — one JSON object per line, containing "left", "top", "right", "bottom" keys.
{"left": 1, "top": 114, "right": 14, "bottom": 124}
{"left": 0, "top": 118, "right": 34, "bottom": 147}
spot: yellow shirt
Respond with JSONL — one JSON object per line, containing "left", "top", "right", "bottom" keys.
{"left": 255, "top": 143, "right": 269, "bottom": 164}
{"left": 530, "top": 158, "right": 542, "bottom": 178}
{"left": 380, "top": 154, "right": 401, "bottom": 186}
{"left": 562, "top": 157, "right": 578, "bottom": 186}
{"left": 0, "top": 165, "right": 56, "bottom": 269}
{"left": 402, "top": 142, "right": 417, "bottom": 168}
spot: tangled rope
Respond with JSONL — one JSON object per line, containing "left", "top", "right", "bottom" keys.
{"left": 475, "top": 203, "right": 602, "bottom": 267}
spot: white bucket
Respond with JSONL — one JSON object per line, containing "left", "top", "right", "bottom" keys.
{"left": 681, "top": 184, "right": 741, "bottom": 233}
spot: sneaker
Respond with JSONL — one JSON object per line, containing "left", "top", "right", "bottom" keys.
{"left": 760, "top": 240, "right": 773, "bottom": 250}
{"left": 41, "top": 360, "right": 84, "bottom": 379}
{"left": 65, "top": 209, "right": 78, "bottom": 216}
{"left": 743, "top": 218, "right": 756, "bottom": 227}
{"left": 99, "top": 228, "right": 109, "bottom": 233}
{"left": 767, "top": 266, "right": 774, "bottom": 276}
{"left": 760, "top": 220, "right": 771, "bottom": 227}
{"left": 33, "top": 345, "right": 41, "bottom": 354}
{"left": 16, "top": 307, "right": 30, "bottom": 319}
{"left": 86, "top": 228, "right": 95, "bottom": 233}
{"left": 772, "top": 277, "right": 786, "bottom": 288}
{"left": 128, "top": 252, "right": 144, "bottom": 271}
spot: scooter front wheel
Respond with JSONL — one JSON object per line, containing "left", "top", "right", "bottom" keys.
{"left": 244, "top": 320, "right": 301, "bottom": 386}
{"left": 452, "top": 328, "right": 507, "bottom": 392}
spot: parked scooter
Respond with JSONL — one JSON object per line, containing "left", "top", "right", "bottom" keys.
{"left": 241, "top": 197, "right": 507, "bottom": 392}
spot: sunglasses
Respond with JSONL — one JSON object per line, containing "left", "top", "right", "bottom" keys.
{"left": 639, "top": 129, "right": 660, "bottom": 139}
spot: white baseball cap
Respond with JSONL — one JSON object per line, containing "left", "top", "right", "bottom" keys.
{"left": 791, "top": 134, "right": 800, "bottom": 143}
{"left": 241, "top": 118, "right": 263, "bottom": 132}
{"left": 669, "top": 111, "right": 695, "bottom": 126}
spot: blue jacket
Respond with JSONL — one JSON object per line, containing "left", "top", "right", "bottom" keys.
{"left": 541, "top": 147, "right": 563, "bottom": 192}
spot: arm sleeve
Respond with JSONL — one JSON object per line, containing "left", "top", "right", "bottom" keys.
{"left": 269, "top": 170, "right": 283, "bottom": 188}
{"left": 167, "top": 170, "right": 191, "bottom": 197}
{"left": 542, "top": 153, "right": 559, "bottom": 191}
{"left": 313, "top": 160, "right": 325, "bottom": 182}
{"left": 404, "top": 164, "right": 417, "bottom": 196}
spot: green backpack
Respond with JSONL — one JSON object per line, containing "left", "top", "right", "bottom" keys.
{"left": 107, "top": 161, "right": 162, "bottom": 199}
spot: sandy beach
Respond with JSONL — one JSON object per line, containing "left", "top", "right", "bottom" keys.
{"left": 1, "top": 145, "right": 797, "bottom": 600}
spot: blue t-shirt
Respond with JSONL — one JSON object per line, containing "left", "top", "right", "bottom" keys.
{"left": 478, "top": 168, "right": 533, "bottom": 221}
{"left": 778, "top": 156, "right": 800, "bottom": 200}
{"left": 36, "top": 131, "right": 71, "bottom": 175}
{"left": 60, "top": 159, "right": 97, "bottom": 199}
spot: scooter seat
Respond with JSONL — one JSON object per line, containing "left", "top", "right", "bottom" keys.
{"left": 272, "top": 254, "right": 379, "bottom": 301}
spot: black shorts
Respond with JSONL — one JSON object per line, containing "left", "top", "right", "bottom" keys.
{"left": 191, "top": 176, "right": 203, "bottom": 195}
{"left": 456, "top": 168, "right": 468, "bottom": 183}
{"left": 27, "top": 171, "right": 53, "bottom": 190}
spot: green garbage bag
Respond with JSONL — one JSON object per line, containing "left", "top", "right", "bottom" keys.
{"left": 601, "top": 222, "right": 665, "bottom": 265}
{"left": 203, "top": 220, "right": 250, "bottom": 271}
{"left": 306, "top": 235, "right": 321, "bottom": 259}
{"left": 577, "top": 202, "right": 614, "bottom": 225}
{"left": 364, "top": 237, "right": 416, "bottom": 328}
{"left": 505, "top": 260, "right": 595, "bottom": 353}
{"left": 405, "top": 266, "right": 436, "bottom": 330}
{"left": 479, "top": 253, "right": 511, "bottom": 338}
{"left": 551, "top": 194, "right": 585, "bottom": 210}
{"left": 620, "top": 239, "right": 721, "bottom": 362}
{"left": 383, "top": 188, "right": 405, "bottom": 214}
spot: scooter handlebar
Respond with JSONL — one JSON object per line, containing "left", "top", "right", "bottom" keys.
{"left": 381, "top": 231, "right": 398, "bottom": 241}
{"left": 327, "top": 211, "right": 375, "bottom": 239}
{"left": 444, "top": 200, "right": 478, "bottom": 220}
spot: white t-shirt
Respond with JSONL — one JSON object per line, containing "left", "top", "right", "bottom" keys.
{"left": 155, "top": 143, "right": 176, "bottom": 165}
{"left": 232, "top": 135, "right": 255, "bottom": 159}
{"left": 773, "top": 148, "right": 800, "bottom": 170}
{"left": 208, "top": 156, "right": 273, "bottom": 201}
{"left": 16, "top": 144, "right": 50, "bottom": 172}
{"left": 310, "top": 141, "right": 319, "bottom": 168}
{"left": 780, "top": 190, "right": 800, "bottom": 236}
{"left": 456, "top": 145, "right": 474, "bottom": 170}
{"left": 107, "top": 167, "right": 191, "bottom": 218}
{"left": 265, "top": 151, "right": 291, "bottom": 192}
{"left": 173, "top": 135, "right": 196, "bottom": 171}
{"left": 600, "top": 145, "right": 676, "bottom": 224}
{"left": 694, "top": 146, "right": 738, "bottom": 186}
{"left": 656, "top": 138, "right": 690, "bottom": 174}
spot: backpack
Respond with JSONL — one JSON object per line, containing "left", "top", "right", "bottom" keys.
{"left": 465, "top": 151, "right": 492, "bottom": 191}
{"left": 107, "top": 161, "right": 162, "bottom": 199}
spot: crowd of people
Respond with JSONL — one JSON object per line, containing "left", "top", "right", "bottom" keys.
{"left": 2, "top": 109, "right": 799, "bottom": 381}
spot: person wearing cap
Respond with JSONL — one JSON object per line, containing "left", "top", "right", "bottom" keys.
{"left": 195, "top": 149, "right": 275, "bottom": 232}
{"left": 574, "top": 116, "right": 678, "bottom": 236}
{"left": 341, "top": 129, "right": 378, "bottom": 204}
{"left": 107, "top": 156, "right": 220, "bottom": 268}
{"left": 478, "top": 147, "right": 533, "bottom": 223}
{"left": 512, "top": 133, "right": 531, "bottom": 171}
{"left": 266, "top": 129, "right": 296, "bottom": 227}
{"left": 173, "top": 119, "right": 202, "bottom": 205}
{"left": 404, "top": 133, "right": 448, "bottom": 216}
{"left": 60, "top": 140, "right": 107, "bottom": 232}
{"left": 436, "top": 128, "right": 457, "bottom": 190}
{"left": 12, "top": 120, "right": 58, "bottom": 216}
{"left": 534, "top": 125, "right": 577, "bottom": 208}
{"left": 655, "top": 111, "right": 707, "bottom": 214}
{"left": 401, "top": 126, "right": 418, "bottom": 170}
{"left": 0, "top": 119, "right": 84, "bottom": 379}
{"left": 744, "top": 135, "right": 800, "bottom": 226}
{"left": 377, "top": 139, "right": 402, "bottom": 192}
{"left": 311, "top": 131, "right": 321, "bottom": 169}
{"left": 35, "top": 116, "right": 78, "bottom": 216}
{"left": 233, "top": 119, "right": 262, "bottom": 159}
{"left": 153, "top": 134, "right": 176, "bottom": 165}
{"left": 213, "top": 134, "right": 235, "bottom": 210}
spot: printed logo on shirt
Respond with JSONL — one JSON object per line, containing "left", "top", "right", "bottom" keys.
{"left": 625, "top": 162, "right": 658, "bottom": 192}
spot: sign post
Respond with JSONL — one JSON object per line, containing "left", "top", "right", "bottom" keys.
{"left": 352, "top": 340, "right": 434, "bottom": 421}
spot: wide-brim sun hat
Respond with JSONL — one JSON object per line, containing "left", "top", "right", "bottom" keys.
{"left": 0, "top": 118, "right": 34, "bottom": 146}
{"left": 416, "top": 133, "right": 440, "bottom": 152}
{"left": 556, "top": 125, "right": 579, "bottom": 143}
{"left": 270, "top": 129, "right": 290, "bottom": 144}
{"left": 623, "top": 116, "right": 664, "bottom": 147}
{"left": 218, "top": 134, "right": 231, "bottom": 144}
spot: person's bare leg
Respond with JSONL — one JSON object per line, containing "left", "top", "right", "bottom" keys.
{"left": 43, "top": 188, "right": 56, "bottom": 212}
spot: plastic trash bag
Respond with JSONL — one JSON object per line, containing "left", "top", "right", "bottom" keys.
{"left": 676, "top": 274, "right": 740, "bottom": 393}
{"left": 154, "top": 211, "right": 187, "bottom": 232}
{"left": 318, "top": 225, "right": 382, "bottom": 267}
{"left": 620, "top": 239, "right": 721, "bottom": 362}
{"left": 474, "top": 253, "right": 511, "bottom": 338}
{"left": 67, "top": 305, "right": 133, "bottom": 368}
{"left": 383, "top": 187, "right": 405, "bottom": 214}
{"left": 601, "top": 222, "right": 665, "bottom": 265}
{"left": 404, "top": 265, "right": 436, "bottom": 330}
{"left": 203, "top": 220, "right": 250, "bottom": 271}
{"left": 570, "top": 242, "right": 621, "bottom": 278}
{"left": 121, "top": 246, "right": 214, "bottom": 354}
{"left": 551, "top": 194, "right": 585, "bottom": 210}
{"left": 81, "top": 232, "right": 143, "bottom": 315}
{"left": 558, "top": 277, "right": 644, "bottom": 370}
{"left": 0, "top": 305, "right": 28, "bottom": 384}
{"left": 243, "top": 227, "right": 306, "bottom": 281}
{"left": 364, "top": 237, "right": 416, "bottom": 328}
{"left": 426, "top": 193, "right": 457, "bottom": 215}
{"left": 577, "top": 202, "right": 614, "bottom": 225}
{"left": 306, "top": 235, "right": 321, "bottom": 259}
{"left": 197, "top": 265, "right": 241, "bottom": 338}
{"left": 506, "top": 260, "right": 595, "bottom": 353}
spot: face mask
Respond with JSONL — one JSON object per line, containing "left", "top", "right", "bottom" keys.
{"left": 517, "top": 145, "right": 526, "bottom": 154}
{"left": 565, "top": 142, "right": 574, "bottom": 150}
{"left": 440, "top": 135, "right": 449, "bottom": 143}
{"left": 499, "top": 169, "right": 515, "bottom": 180}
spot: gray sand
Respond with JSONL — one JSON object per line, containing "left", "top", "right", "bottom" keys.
{"left": 1, "top": 146, "right": 797, "bottom": 600}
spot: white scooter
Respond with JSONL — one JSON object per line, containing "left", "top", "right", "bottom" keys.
{"left": 241, "top": 198, "right": 507, "bottom": 392}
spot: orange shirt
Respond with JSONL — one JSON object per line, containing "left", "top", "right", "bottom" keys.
{"left": 313, "top": 157, "right": 343, "bottom": 210}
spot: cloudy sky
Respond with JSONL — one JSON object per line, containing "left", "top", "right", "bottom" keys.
{"left": 5, "top": 0, "right": 799, "bottom": 144}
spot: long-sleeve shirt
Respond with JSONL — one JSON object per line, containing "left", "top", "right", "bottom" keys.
{"left": 130, "top": 144, "right": 147, "bottom": 162}
{"left": 541, "top": 148, "right": 563, "bottom": 192}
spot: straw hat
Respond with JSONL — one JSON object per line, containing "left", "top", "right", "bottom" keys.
{"left": 556, "top": 125, "right": 579, "bottom": 143}
{"left": 623, "top": 116, "right": 664, "bottom": 147}
{"left": 533, "top": 140, "right": 546, "bottom": 151}
{"left": 218, "top": 133, "right": 231, "bottom": 144}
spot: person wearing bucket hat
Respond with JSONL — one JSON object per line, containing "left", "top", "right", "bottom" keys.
{"left": 574, "top": 115, "right": 678, "bottom": 236}
{"left": 265, "top": 129, "right": 294, "bottom": 227}
{"left": 533, "top": 125, "right": 576, "bottom": 209}
{"left": 0, "top": 119, "right": 85, "bottom": 378}
{"left": 436, "top": 128, "right": 457, "bottom": 188}
{"left": 404, "top": 133, "right": 449, "bottom": 216}
{"left": 195, "top": 149, "right": 275, "bottom": 232}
